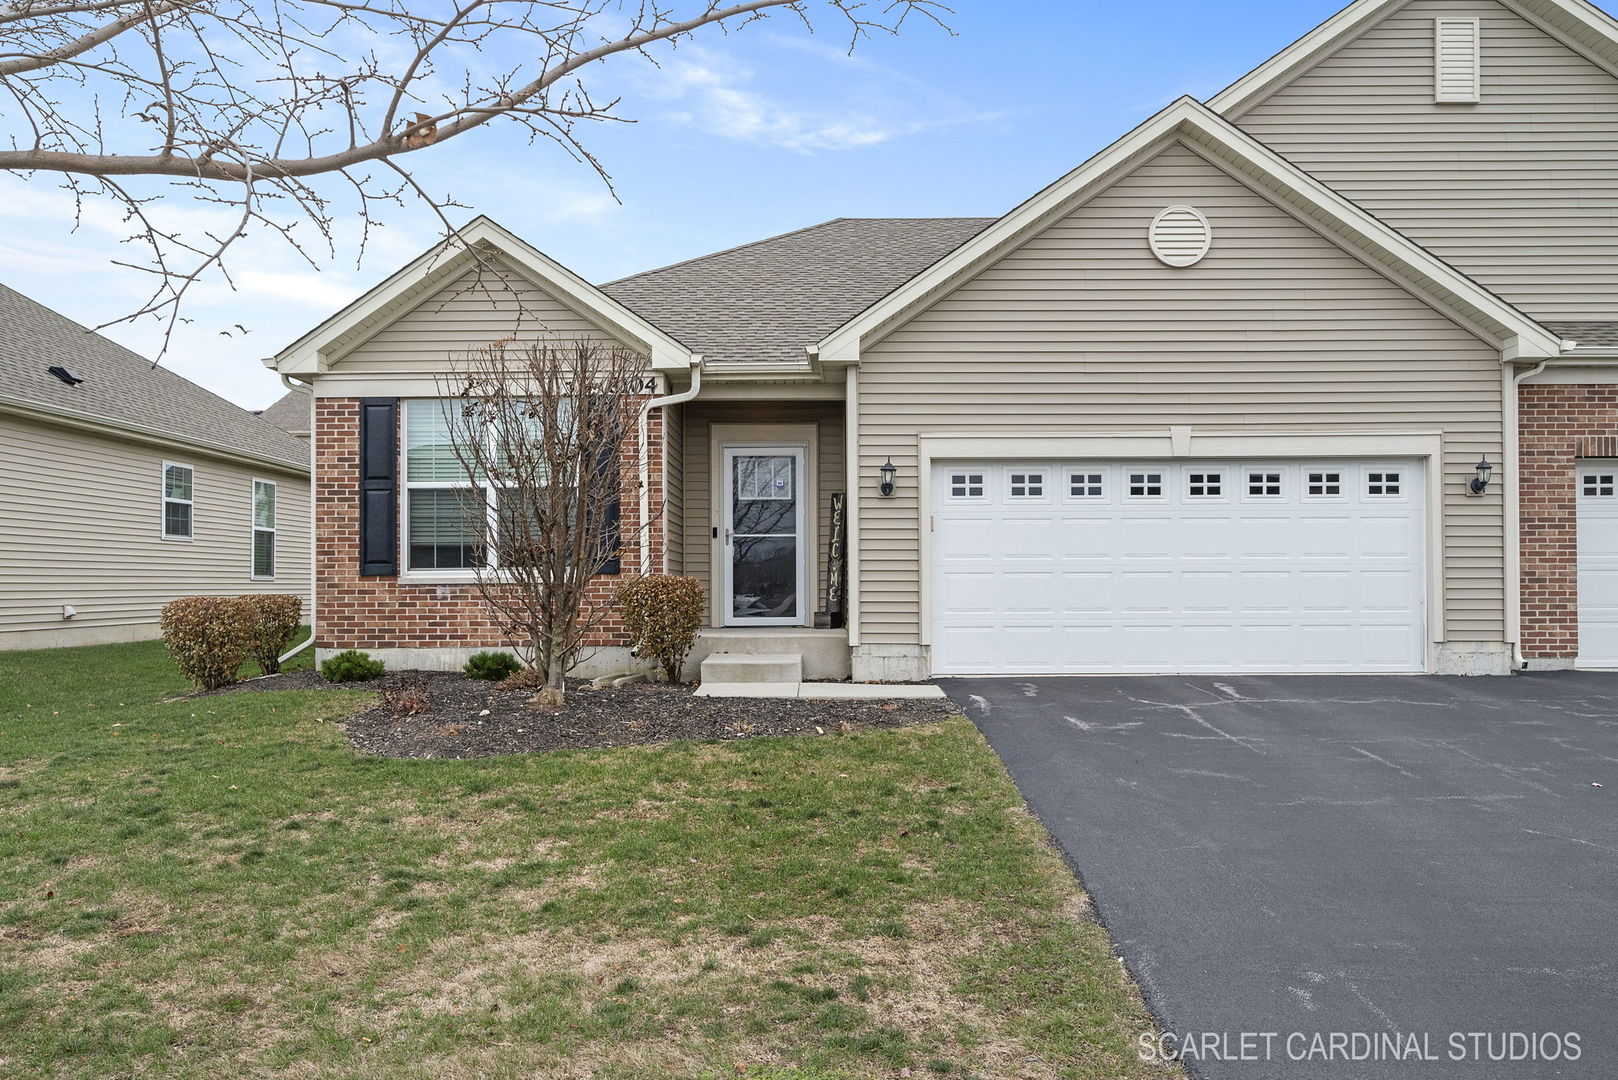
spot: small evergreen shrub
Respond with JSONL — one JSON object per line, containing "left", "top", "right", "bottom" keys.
{"left": 463, "top": 651, "right": 522, "bottom": 681}
{"left": 239, "top": 593, "right": 303, "bottom": 674}
{"left": 160, "top": 595, "right": 258, "bottom": 690}
{"left": 320, "top": 649, "right": 386, "bottom": 683}
{"left": 618, "top": 575, "right": 704, "bottom": 682}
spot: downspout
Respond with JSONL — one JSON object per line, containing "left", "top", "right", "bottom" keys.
{"left": 636, "top": 359, "right": 703, "bottom": 575}
{"left": 277, "top": 372, "right": 317, "bottom": 665}
{"left": 1507, "top": 357, "right": 1553, "bottom": 671}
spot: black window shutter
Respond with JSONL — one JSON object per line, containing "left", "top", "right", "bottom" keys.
{"left": 358, "top": 398, "right": 399, "bottom": 576}
{"left": 597, "top": 439, "right": 622, "bottom": 576}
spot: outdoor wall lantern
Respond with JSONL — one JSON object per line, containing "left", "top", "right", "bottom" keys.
{"left": 1470, "top": 457, "right": 1494, "bottom": 495}
{"left": 878, "top": 458, "right": 897, "bottom": 497}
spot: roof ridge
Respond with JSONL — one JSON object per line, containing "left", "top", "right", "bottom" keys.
{"left": 600, "top": 216, "right": 997, "bottom": 288}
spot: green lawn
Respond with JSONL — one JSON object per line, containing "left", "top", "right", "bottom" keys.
{"left": 0, "top": 639, "right": 1170, "bottom": 1079}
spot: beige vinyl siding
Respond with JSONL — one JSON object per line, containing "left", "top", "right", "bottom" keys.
{"left": 683, "top": 402, "right": 846, "bottom": 625}
{"left": 0, "top": 413, "right": 311, "bottom": 649}
{"left": 338, "top": 256, "right": 623, "bottom": 374}
{"left": 663, "top": 402, "right": 685, "bottom": 574}
{"left": 858, "top": 141, "right": 1505, "bottom": 646}
{"left": 1229, "top": 0, "right": 1618, "bottom": 322}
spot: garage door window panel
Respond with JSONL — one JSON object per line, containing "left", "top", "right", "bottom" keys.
{"left": 1126, "top": 469, "right": 1166, "bottom": 500}
{"left": 1067, "top": 471, "right": 1105, "bottom": 500}
{"left": 1244, "top": 468, "right": 1284, "bottom": 500}
{"left": 948, "top": 471, "right": 987, "bottom": 500}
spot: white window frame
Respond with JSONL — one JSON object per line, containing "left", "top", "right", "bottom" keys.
{"left": 1364, "top": 466, "right": 1407, "bottom": 500}
{"left": 1185, "top": 468, "right": 1226, "bottom": 500}
{"left": 1065, "top": 469, "right": 1105, "bottom": 501}
{"left": 1124, "top": 467, "right": 1167, "bottom": 502}
{"left": 946, "top": 470, "right": 988, "bottom": 502}
{"left": 1242, "top": 465, "right": 1286, "bottom": 502}
{"left": 161, "top": 461, "right": 194, "bottom": 541}
{"left": 1303, "top": 466, "right": 1348, "bottom": 501}
{"left": 250, "top": 479, "right": 276, "bottom": 580}
{"left": 401, "top": 399, "right": 501, "bottom": 580}
{"left": 1004, "top": 466, "right": 1049, "bottom": 501}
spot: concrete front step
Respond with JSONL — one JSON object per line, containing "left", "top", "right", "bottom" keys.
{"left": 699, "top": 652, "right": 803, "bottom": 686}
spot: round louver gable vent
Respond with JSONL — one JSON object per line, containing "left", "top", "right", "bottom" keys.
{"left": 1148, "top": 205, "right": 1213, "bottom": 267}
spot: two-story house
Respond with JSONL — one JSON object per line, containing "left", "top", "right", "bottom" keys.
{"left": 268, "top": 0, "right": 1618, "bottom": 680}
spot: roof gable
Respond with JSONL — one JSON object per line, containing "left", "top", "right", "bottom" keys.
{"left": 815, "top": 97, "right": 1569, "bottom": 363}
{"left": 1208, "top": 0, "right": 1618, "bottom": 117}
{"left": 272, "top": 216, "right": 696, "bottom": 375}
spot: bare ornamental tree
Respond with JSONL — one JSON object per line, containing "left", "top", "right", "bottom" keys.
{"left": 435, "top": 335, "right": 646, "bottom": 707}
{"left": 0, "top": 0, "right": 947, "bottom": 347}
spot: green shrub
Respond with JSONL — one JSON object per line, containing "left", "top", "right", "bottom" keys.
{"left": 463, "top": 651, "right": 522, "bottom": 681}
{"left": 238, "top": 594, "right": 302, "bottom": 675}
{"left": 617, "top": 575, "right": 704, "bottom": 682}
{"left": 160, "top": 596, "right": 258, "bottom": 690}
{"left": 320, "top": 649, "right": 386, "bottom": 683}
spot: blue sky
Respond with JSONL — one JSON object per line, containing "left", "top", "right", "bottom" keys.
{"left": 0, "top": 0, "right": 1359, "bottom": 410}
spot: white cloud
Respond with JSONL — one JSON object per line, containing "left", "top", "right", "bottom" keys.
{"left": 650, "top": 52, "right": 918, "bottom": 152}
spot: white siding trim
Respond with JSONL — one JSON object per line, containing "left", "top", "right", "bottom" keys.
{"left": 1435, "top": 17, "right": 1483, "bottom": 102}
{"left": 915, "top": 431, "right": 1446, "bottom": 656}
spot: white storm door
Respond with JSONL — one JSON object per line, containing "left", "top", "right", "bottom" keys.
{"left": 722, "top": 446, "right": 807, "bottom": 627}
{"left": 1577, "top": 463, "right": 1618, "bottom": 667}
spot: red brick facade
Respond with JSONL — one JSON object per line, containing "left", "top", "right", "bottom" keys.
{"left": 1519, "top": 383, "right": 1618, "bottom": 660}
{"left": 313, "top": 396, "right": 663, "bottom": 652}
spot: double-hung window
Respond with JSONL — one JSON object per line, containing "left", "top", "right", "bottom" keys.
{"left": 252, "top": 480, "right": 276, "bottom": 578}
{"left": 404, "top": 399, "right": 490, "bottom": 571}
{"left": 162, "top": 463, "right": 194, "bottom": 539}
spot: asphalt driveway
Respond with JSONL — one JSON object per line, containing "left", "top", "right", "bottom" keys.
{"left": 943, "top": 674, "right": 1617, "bottom": 1079}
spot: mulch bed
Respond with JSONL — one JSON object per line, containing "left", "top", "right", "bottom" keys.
{"left": 209, "top": 670, "right": 957, "bottom": 758}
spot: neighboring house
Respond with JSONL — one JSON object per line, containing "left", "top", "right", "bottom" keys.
{"left": 269, "top": 0, "right": 1618, "bottom": 679}
{"left": 258, "top": 386, "right": 312, "bottom": 444}
{"left": 0, "top": 284, "right": 312, "bottom": 650}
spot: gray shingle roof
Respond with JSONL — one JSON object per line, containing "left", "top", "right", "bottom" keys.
{"left": 600, "top": 217, "right": 994, "bottom": 365}
{"left": 1543, "top": 322, "right": 1618, "bottom": 350}
{"left": 0, "top": 283, "right": 309, "bottom": 471}
{"left": 258, "top": 387, "right": 311, "bottom": 435}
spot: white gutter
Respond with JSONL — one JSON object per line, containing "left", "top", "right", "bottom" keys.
{"left": 636, "top": 360, "right": 703, "bottom": 575}
{"left": 1506, "top": 358, "right": 1553, "bottom": 671}
{"left": 273, "top": 373, "right": 317, "bottom": 665}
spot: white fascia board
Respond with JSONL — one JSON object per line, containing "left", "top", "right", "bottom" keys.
{"left": 271, "top": 216, "right": 696, "bottom": 375}
{"left": 816, "top": 96, "right": 1564, "bottom": 363}
{"left": 1178, "top": 121, "right": 1567, "bottom": 359}
{"left": 816, "top": 99, "right": 1191, "bottom": 362}
{"left": 1207, "top": 0, "right": 1404, "bottom": 116}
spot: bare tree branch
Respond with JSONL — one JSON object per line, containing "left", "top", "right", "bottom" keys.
{"left": 0, "top": 0, "right": 951, "bottom": 352}
{"left": 436, "top": 335, "right": 651, "bottom": 706}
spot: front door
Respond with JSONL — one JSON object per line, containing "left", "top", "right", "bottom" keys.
{"left": 723, "top": 446, "right": 807, "bottom": 626}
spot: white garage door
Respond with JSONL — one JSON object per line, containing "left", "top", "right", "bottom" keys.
{"left": 931, "top": 460, "right": 1427, "bottom": 675}
{"left": 1577, "top": 462, "right": 1618, "bottom": 668}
